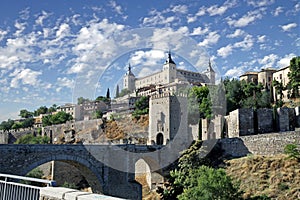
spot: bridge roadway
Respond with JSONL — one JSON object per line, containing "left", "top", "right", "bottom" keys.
{"left": 0, "top": 143, "right": 184, "bottom": 200}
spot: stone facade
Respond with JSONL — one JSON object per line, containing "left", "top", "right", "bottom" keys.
{"left": 123, "top": 53, "right": 214, "bottom": 95}
{"left": 0, "top": 132, "right": 8, "bottom": 144}
{"left": 276, "top": 107, "right": 296, "bottom": 132}
{"left": 257, "top": 108, "right": 274, "bottom": 133}
{"left": 219, "top": 131, "right": 300, "bottom": 157}
{"left": 201, "top": 115, "right": 224, "bottom": 140}
{"left": 226, "top": 108, "right": 254, "bottom": 137}
{"left": 148, "top": 93, "right": 188, "bottom": 145}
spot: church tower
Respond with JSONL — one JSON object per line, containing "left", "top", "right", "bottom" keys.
{"left": 162, "top": 51, "right": 177, "bottom": 84}
{"left": 205, "top": 59, "right": 215, "bottom": 84}
{"left": 123, "top": 64, "right": 136, "bottom": 92}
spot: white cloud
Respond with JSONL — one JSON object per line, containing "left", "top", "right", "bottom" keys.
{"left": 56, "top": 23, "right": 70, "bottom": 39}
{"left": 143, "top": 13, "right": 176, "bottom": 26}
{"left": 190, "top": 26, "right": 209, "bottom": 36}
{"left": 198, "top": 31, "right": 220, "bottom": 47}
{"left": 277, "top": 53, "right": 297, "bottom": 68}
{"left": 35, "top": 10, "right": 51, "bottom": 26}
{"left": 247, "top": 0, "right": 275, "bottom": 7}
{"left": 272, "top": 7, "right": 284, "bottom": 16}
{"left": 0, "top": 29, "right": 8, "bottom": 41}
{"left": 217, "top": 44, "right": 234, "bottom": 58}
{"left": 226, "top": 29, "right": 245, "bottom": 38}
{"left": 227, "top": 9, "right": 264, "bottom": 27}
{"left": 169, "top": 5, "right": 188, "bottom": 14}
{"left": 257, "top": 35, "right": 266, "bottom": 43}
{"left": 233, "top": 34, "right": 254, "bottom": 50}
{"left": 57, "top": 77, "right": 75, "bottom": 88}
{"left": 258, "top": 54, "right": 278, "bottom": 68}
{"left": 9, "top": 68, "right": 42, "bottom": 88}
{"left": 280, "top": 23, "right": 297, "bottom": 32}
{"left": 224, "top": 67, "right": 244, "bottom": 78}
{"left": 207, "top": 0, "right": 237, "bottom": 16}
{"left": 129, "top": 50, "right": 165, "bottom": 67}
{"left": 108, "top": 1, "right": 123, "bottom": 15}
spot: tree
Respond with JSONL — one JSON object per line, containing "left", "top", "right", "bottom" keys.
{"left": 177, "top": 166, "right": 242, "bottom": 200}
{"left": 119, "top": 88, "right": 131, "bottom": 97}
{"left": 132, "top": 96, "right": 149, "bottom": 119}
{"left": 188, "top": 86, "right": 212, "bottom": 119}
{"left": 92, "top": 110, "right": 103, "bottom": 119}
{"left": 116, "top": 84, "right": 120, "bottom": 98}
{"left": 106, "top": 88, "right": 110, "bottom": 99}
{"left": 223, "top": 78, "right": 243, "bottom": 113}
{"left": 0, "top": 119, "right": 15, "bottom": 131}
{"left": 287, "top": 56, "right": 300, "bottom": 98}
{"left": 273, "top": 80, "right": 284, "bottom": 107}
{"left": 34, "top": 106, "right": 48, "bottom": 116}
{"left": 19, "top": 109, "right": 33, "bottom": 118}
{"left": 48, "top": 104, "right": 57, "bottom": 113}
{"left": 42, "top": 111, "right": 73, "bottom": 126}
{"left": 77, "top": 97, "right": 90, "bottom": 105}
{"left": 14, "top": 133, "right": 50, "bottom": 144}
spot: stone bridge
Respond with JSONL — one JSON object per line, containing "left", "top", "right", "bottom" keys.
{"left": 0, "top": 143, "right": 185, "bottom": 200}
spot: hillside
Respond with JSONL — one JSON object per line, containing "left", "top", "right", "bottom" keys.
{"left": 226, "top": 155, "right": 300, "bottom": 199}
{"left": 105, "top": 114, "right": 149, "bottom": 143}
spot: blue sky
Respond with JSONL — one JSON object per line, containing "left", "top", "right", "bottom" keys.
{"left": 0, "top": 0, "right": 299, "bottom": 121}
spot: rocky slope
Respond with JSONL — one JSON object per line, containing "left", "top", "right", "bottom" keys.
{"left": 226, "top": 155, "right": 300, "bottom": 199}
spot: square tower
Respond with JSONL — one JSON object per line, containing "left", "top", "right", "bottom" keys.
{"left": 148, "top": 93, "right": 188, "bottom": 145}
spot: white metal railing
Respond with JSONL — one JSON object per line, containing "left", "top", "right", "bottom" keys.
{"left": 0, "top": 173, "right": 56, "bottom": 200}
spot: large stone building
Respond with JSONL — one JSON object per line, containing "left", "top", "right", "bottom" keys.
{"left": 239, "top": 65, "right": 292, "bottom": 101}
{"left": 123, "top": 52, "right": 215, "bottom": 95}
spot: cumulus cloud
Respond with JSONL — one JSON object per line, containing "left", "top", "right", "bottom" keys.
{"left": 190, "top": 26, "right": 209, "bottom": 36}
{"left": 247, "top": 0, "right": 275, "bottom": 7}
{"left": 258, "top": 54, "right": 278, "bottom": 68}
{"left": 198, "top": 31, "right": 220, "bottom": 47}
{"left": 277, "top": 53, "right": 297, "bottom": 68}
{"left": 224, "top": 67, "right": 244, "bottom": 78}
{"left": 227, "top": 8, "right": 265, "bottom": 27}
{"left": 207, "top": 0, "right": 237, "bottom": 16}
{"left": 129, "top": 50, "right": 165, "bottom": 67}
{"left": 35, "top": 10, "right": 51, "bottom": 26}
{"left": 9, "top": 68, "right": 42, "bottom": 88}
{"left": 226, "top": 29, "right": 245, "bottom": 38}
{"left": 272, "top": 7, "right": 284, "bottom": 16}
{"left": 217, "top": 44, "right": 234, "bottom": 58}
{"left": 108, "top": 0, "right": 123, "bottom": 15}
{"left": 280, "top": 23, "right": 297, "bottom": 32}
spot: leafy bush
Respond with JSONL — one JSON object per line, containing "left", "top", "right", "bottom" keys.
{"left": 284, "top": 144, "right": 300, "bottom": 160}
{"left": 177, "top": 166, "right": 242, "bottom": 200}
{"left": 14, "top": 133, "right": 50, "bottom": 144}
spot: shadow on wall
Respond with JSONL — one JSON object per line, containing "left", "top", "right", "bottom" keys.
{"left": 217, "top": 138, "right": 251, "bottom": 158}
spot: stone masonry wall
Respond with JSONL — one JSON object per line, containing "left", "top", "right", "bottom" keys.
{"left": 257, "top": 108, "right": 274, "bottom": 133}
{"left": 219, "top": 131, "right": 300, "bottom": 157}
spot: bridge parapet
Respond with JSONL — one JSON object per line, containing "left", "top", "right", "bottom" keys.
{"left": 40, "top": 187, "right": 125, "bottom": 200}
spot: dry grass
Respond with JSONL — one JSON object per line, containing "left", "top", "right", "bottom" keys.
{"left": 226, "top": 154, "right": 300, "bottom": 199}
{"left": 105, "top": 114, "right": 149, "bottom": 141}
{"left": 135, "top": 174, "right": 161, "bottom": 200}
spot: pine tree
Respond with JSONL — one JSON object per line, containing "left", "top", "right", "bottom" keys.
{"left": 106, "top": 88, "right": 110, "bottom": 99}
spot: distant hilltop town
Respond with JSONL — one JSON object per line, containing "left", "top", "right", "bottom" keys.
{"left": 0, "top": 54, "right": 299, "bottom": 146}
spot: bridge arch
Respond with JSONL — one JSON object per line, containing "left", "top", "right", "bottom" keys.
{"left": 20, "top": 154, "right": 104, "bottom": 193}
{"left": 135, "top": 156, "right": 164, "bottom": 190}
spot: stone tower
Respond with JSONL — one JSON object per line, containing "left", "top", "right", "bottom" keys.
{"left": 123, "top": 64, "right": 136, "bottom": 92}
{"left": 148, "top": 93, "right": 188, "bottom": 145}
{"left": 162, "top": 52, "right": 177, "bottom": 84}
{"left": 205, "top": 59, "right": 215, "bottom": 84}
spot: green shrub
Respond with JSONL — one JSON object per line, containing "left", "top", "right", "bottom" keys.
{"left": 284, "top": 144, "right": 300, "bottom": 160}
